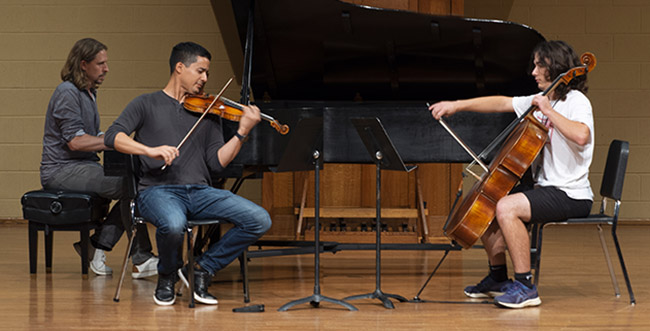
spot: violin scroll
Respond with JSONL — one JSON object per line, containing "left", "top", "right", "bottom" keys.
{"left": 270, "top": 120, "right": 290, "bottom": 135}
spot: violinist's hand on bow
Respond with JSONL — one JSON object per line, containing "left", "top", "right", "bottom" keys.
{"left": 146, "top": 145, "right": 179, "bottom": 166}
{"left": 238, "top": 104, "right": 262, "bottom": 136}
{"left": 429, "top": 101, "right": 458, "bottom": 120}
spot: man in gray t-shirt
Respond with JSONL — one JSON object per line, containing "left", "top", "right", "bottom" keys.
{"left": 40, "top": 38, "right": 157, "bottom": 278}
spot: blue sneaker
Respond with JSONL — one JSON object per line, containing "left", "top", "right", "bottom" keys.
{"left": 464, "top": 275, "right": 512, "bottom": 298}
{"left": 494, "top": 280, "right": 541, "bottom": 308}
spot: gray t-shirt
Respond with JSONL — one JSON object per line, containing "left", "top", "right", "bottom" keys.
{"left": 104, "top": 90, "right": 225, "bottom": 190}
{"left": 40, "top": 81, "right": 101, "bottom": 185}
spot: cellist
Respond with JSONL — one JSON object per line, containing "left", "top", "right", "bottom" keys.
{"left": 429, "top": 40, "right": 594, "bottom": 309}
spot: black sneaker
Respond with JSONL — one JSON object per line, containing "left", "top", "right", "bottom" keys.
{"left": 464, "top": 275, "right": 512, "bottom": 298}
{"left": 178, "top": 264, "right": 219, "bottom": 305}
{"left": 154, "top": 272, "right": 178, "bottom": 306}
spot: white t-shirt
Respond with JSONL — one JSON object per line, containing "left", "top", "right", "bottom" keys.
{"left": 511, "top": 90, "right": 594, "bottom": 201}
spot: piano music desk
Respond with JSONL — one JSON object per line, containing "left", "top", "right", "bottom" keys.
{"left": 295, "top": 168, "right": 430, "bottom": 243}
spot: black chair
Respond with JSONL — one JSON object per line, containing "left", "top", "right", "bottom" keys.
{"left": 529, "top": 139, "right": 635, "bottom": 304}
{"left": 107, "top": 152, "right": 249, "bottom": 307}
{"left": 21, "top": 189, "right": 110, "bottom": 278}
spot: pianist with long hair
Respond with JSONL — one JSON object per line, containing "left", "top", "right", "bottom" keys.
{"left": 40, "top": 38, "right": 157, "bottom": 278}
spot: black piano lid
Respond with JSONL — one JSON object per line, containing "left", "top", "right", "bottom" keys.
{"left": 216, "top": 0, "right": 545, "bottom": 102}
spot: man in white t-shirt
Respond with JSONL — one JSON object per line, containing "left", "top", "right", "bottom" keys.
{"left": 429, "top": 40, "right": 594, "bottom": 309}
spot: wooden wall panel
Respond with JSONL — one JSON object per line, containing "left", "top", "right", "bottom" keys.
{"left": 348, "top": 0, "right": 463, "bottom": 15}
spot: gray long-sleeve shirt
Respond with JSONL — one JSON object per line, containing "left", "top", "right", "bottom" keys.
{"left": 104, "top": 90, "right": 225, "bottom": 191}
{"left": 40, "top": 81, "right": 101, "bottom": 185}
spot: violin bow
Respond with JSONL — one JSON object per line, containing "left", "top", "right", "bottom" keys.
{"left": 161, "top": 77, "right": 233, "bottom": 171}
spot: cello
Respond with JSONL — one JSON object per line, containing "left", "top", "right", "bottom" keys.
{"left": 442, "top": 52, "right": 597, "bottom": 248}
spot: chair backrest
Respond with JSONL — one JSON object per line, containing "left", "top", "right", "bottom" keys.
{"left": 599, "top": 140, "right": 629, "bottom": 201}
{"left": 103, "top": 150, "right": 140, "bottom": 199}
{"left": 123, "top": 154, "right": 140, "bottom": 199}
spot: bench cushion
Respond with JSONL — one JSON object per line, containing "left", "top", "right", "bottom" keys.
{"left": 21, "top": 190, "right": 110, "bottom": 225}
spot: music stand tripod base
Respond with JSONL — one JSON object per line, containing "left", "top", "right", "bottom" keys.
{"left": 343, "top": 117, "right": 411, "bottom": 309}
{"left": 275, "top": 117, "right": 357, "bottom": 312}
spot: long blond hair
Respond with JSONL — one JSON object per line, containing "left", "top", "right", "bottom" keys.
{"left": 60, "top": 38, "right": 107, "bottom": 90}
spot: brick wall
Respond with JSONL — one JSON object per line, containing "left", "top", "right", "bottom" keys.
{"left": 465, "top": 0, "right": 650, "bottom": 219}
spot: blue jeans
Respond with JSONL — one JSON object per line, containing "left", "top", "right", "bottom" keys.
{"left": 136, "top": 185, "right": 271, "bottom": 276}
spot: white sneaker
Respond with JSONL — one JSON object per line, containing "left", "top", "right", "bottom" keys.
{"left": 132, "top": 256, "right": 158, "bottom": 279}
{"left": 90, "top": 249, "right": 113, "bottom": 276}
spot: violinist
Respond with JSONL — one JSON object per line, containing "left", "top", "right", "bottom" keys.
{"left": 40, "top": 38, "right": 157, "bottom": 278}
{"left": 104, "top": 41, "right": 271, "bottom": 306}
{"left": 429, "top": 40, "right": 594, "bottom": 308}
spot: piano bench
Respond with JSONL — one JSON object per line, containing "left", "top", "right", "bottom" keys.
{"left": 21, "top": 190, "right": 110, "bottom": 278}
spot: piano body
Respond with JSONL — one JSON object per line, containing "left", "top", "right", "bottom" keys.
{"left": 211, "top": 0, "right": 545, "bottom": 243}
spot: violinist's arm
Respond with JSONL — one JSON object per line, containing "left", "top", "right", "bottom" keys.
{"left": 68, "top": 134, "right": 107, "bottom": 152}
{"left": 429, "top": 96, "right": 513, "bottom": 120}
{"left": 217, "top": 104, "right": 261, "bottom": 168}
{"left": 113, "top": 132, "right": 179, "bottom": 166}
{"left": 217, "top": 132, "right": 245, "bottom": 168}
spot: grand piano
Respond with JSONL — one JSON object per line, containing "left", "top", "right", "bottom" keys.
{"left": 210, "top": 0, "right": 545, "bottom": 245}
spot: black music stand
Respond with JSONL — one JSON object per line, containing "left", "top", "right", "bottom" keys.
{"left": 276, "top": 117, "right": 357, "bottom": 312}
{"left": 343, "top": 117, "right": 414, "bottom": 309}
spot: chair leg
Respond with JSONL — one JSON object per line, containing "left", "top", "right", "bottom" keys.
{"left": 114, "top": 226, "right": 138, "bottom": 302}
{"left": 80, "top": 228, "right": 90, "bottom": 279}
{"left": 45, "top": 226, "right": 53, "bottom": 273}
{"left": 532, "top": 224, "right": 545, "bottom": 287}
{"left": 29, "top": 222, "right": 38, "bottom": 274}
{"left": 239, "top": 249, "right": 250, "bottom": 303}
{"left": 611, "top": 223, "right": 636, "bottom": 305}
{"left": 596, "top": 225, "right": 620, "bottom": 297}
{"left": 187, "top": 226, "right": 196, "bottom": 308}
{"left": 529, "top": 223, "right": 539, "bottom": 273}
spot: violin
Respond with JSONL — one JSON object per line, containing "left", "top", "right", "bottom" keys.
{"left": 184, "top": 94, "right": 289, "bottom": 135}
{"left": 161, "top": 78, "right": 289, "bottom": 171}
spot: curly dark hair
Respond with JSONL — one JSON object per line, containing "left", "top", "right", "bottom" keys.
{"left": 531, "top": 40, "right": 588, "bottom": 101}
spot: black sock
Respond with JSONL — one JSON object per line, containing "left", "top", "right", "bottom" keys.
{"left": 489, "top": 264, "right": 508, "bottom": 282}
{"left": 515, "top": 272, "right": 534, "bottom": 288}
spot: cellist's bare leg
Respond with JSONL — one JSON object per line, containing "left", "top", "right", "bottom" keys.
{"left": 495, "top": 193, "right": 532, "bottom": 273}
{"left": 480, "top": 221, "right": 507, "bottom": 266}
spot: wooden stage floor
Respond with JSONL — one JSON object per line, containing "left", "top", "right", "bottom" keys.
{"left": 1, "top": 223, "right": 648, "bottom": 330}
